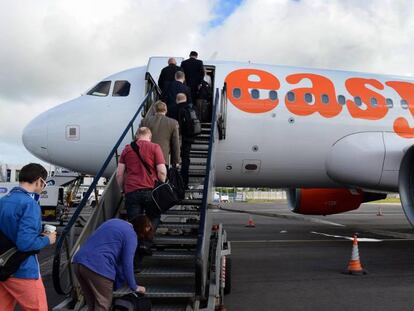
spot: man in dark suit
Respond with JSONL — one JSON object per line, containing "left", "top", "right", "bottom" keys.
{"left": 140, "top": 101, "right": 180, "bottom": 167}
{"left": 162, "top": 71, "right": 192, "bottom": 120}
{"left": 180, "top": 51, "right": 204, "bottom": 102}
{"left": 158, "top": 58, "right": 181, "bottom": 94}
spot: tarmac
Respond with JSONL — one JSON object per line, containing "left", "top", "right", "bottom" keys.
{"left": 39, "top": 201, "right": 414, "bottom": 311}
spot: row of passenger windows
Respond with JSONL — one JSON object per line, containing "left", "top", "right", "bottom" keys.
{"left": 232, "top": 88, "right": 410, "bottom": 109}
{"left": 87, "top": 80, "right": 131, "bottom": 97}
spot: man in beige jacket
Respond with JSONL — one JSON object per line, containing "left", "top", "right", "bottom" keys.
{"left": 140, "top": 101, "right": 181, "bottom": 167}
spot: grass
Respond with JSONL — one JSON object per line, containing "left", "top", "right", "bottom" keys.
{"left": 371, "top": 197, "right": 401, "bottom": 204}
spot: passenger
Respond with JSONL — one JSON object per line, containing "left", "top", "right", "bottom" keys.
{"left": 116, "top": 127, "right": 166, "bottom": 267}
{"left": 0, "top": 163, "right": 56, "bottom": 311}
{"left": 158, "top": 57, "right": 181, "bottom": 94}
{"left": 140, "top": 100, "right": 181, "bottom": 168}
{"left": 161, "top": 71, "right": 192, "bottom": 120}
{"left": 180, "top": 51, "right": 205, "bottom": 102}
{"left": 176, "top": 93, "right": 193, "bottom": 189}
{"left": 72, "top": 216, "right": 152, "bottom": 311}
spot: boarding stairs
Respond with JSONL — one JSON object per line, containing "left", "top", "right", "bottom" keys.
{"left": 52, "top": 71, "right": 230, "bottom": 311}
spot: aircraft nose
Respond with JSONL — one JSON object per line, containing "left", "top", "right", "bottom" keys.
{"left": 22, "top": 112, "right": 50, "bottom": 162}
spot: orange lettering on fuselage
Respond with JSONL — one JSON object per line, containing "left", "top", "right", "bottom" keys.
{"left": 285, "top": 73, "right": 341, "bottom": 118}
{"left": 345, "top": 78, "right": 388, "bottom": 120}
{"left": 386, "top": 81, "right": 414, "bottom": 138}
{"left": 225, "top": 69, "right": 280, "bottom": 113}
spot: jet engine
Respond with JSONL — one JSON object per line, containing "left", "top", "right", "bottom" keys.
{"left": 398, "top": 146, "right": 414, "bottom": 227}
{"left": 287, "top": 188, "right": 386, "bottom": 215}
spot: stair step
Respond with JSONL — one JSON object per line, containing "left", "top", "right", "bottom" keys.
{"left": 159, "top": 222, "right": 199, "bottom": 230}
{"left": 151, "top": 250, "right": 196, "bottom": 260}
{"left": 152, "top": 304, "right": 190, "bottom": 311}
{"left": 164, "top": 210, "right": 200, "bottom": 216}
{"left": 146, "top": 284, "right": 195, "bottom": 299}
{"left": 178, "top": 199, "right": 202, "bottom": 206}
{"left": 189, "top": 153, "right": 208, "bottom": 159}
{"left": 114, "top": 285, "right": 194, "bottom": 299}
{"left": 192, "top": 140, "right": 209, "bottom": 145}
{"left": 139, "top": 266, "right": 195, "bottom": 278}
{"left": 185, "top": 188, "right": 204, "bottom": 193}
{"left": 154, "top": 236, "right": 197, "bottom": 245}
{"left": 190, "top": 147, "right": 208, "bottom": 152}
{"left": 188, "top": 170, "right": 206, "bottom": 177}
{"left": 189, "top": 161, "right": 207, "bottom": 166}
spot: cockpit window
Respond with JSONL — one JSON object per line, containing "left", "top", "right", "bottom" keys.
{"left": 87, "top": 81, "right": 111, "bottom": 96}
{"left": 113, "top": 80, "right": 131, "bottom": 97}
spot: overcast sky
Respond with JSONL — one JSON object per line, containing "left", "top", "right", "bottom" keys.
{"left": 0, "top": 0, "right": 413, "bottom": 166}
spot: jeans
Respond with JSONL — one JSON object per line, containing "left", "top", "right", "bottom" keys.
{"left": 125, "top": 190, "right": 160, "bottom": 230}
{"left": 125, "top": 189, "right": 160, "bottom": 270}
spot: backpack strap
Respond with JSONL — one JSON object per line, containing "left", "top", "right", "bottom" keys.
{"left": 130, "top": 141, "right": 152, "bottom": 177}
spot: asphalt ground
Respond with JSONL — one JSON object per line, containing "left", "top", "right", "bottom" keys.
{"left": 214, "top": 202, "right": 414, "bottom": 311}
{"left": 37, "top": 202, "right": 414, "bottom": 310}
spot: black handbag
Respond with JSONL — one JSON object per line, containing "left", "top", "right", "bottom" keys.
{"left": 130, "top": 142, "right": 180, "bottom": 215}
{"left": 112, "top": 292, "right": 152, "bottom": 311}
{"left": 0, "top": 230, "right": 39, "bottom": 281}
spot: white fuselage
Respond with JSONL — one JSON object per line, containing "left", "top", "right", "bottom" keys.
{"left": 23, "top": 58, "right": 414, "bottom": 193}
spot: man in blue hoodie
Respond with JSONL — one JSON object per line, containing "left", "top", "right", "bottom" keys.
{"left": 0, "top": 163, "right": 56, "bottom": 311}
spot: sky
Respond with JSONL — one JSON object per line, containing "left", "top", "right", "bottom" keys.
{"left": 0, "top": 0, "right": 413, "bottom": 166}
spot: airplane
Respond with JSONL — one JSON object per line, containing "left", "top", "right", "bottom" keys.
{"left": 22, "top": 56, "right": 414, "bottom": 226}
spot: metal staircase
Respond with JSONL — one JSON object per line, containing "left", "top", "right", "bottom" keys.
{"left": 52, "top": 72, "right": 231, "bottom": 311}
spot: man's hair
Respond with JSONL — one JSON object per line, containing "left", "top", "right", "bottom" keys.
{"left": 189, "top": 51, "right": 198, "bottom": 57}
{"left": 176, "top": 93, "right": 187, "bottom": 103}
{"left": 135, "top": 127, "right": 152, "bottom": 138}
{"left": 155, "top": 101, "right": 167, "bottom": 113}
{"left": 175, "top": 71, "right": 185, "bottom": 80}
{"left": 168, "top": 57, "right": 176, "bottom": 65}
{"left": 19, "top": 163, "right": 48, "bottom": 183}
{"left": 130, "top": 215, "right": 154, "bottom": 240}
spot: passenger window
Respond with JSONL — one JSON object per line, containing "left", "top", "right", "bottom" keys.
{"left": 354, "top": 96, "right": 362, "bottom": 106}
{"left": 401, "top": 99, "right": 409, "bottom": 109}
{"left": 386, "top": 98, "right": 393, "bottom": 108}
{"left": 87, "top": 81, "right": 111, "bottom": 97}
{"left": 233, "top": 88, "right": 241, "bottom": 99}
{"left": 269, "top": 90, "right": 278, "bottom": 101}
{"left": 251, "top": 89, "right": 260, "bottom": 99}
{"left": 304, "top": 93, "right": 313, "bottom": 103}
{"left": 321, "top": 94, "right": 329, "bottom": 104}
{"left": 370, "top": 97, "right": 378, "bottom": 107}
{"left": 112, "top": 80, "right": 131, "bottom": 97}
{"left": 287, "top": 91, "right": 295, "bottom": 103}
{"left": 338, "top": 95, "right": 346, "bottom": 105}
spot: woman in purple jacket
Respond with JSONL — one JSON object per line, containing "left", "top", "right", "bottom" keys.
{"left": 73, "top": 215, "right": 153, "bottom": 311}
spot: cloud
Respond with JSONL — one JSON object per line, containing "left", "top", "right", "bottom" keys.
{"left": 204, "top": 0, "right": 414, "bottom": 75}
{"left": 0, "top": 0, "right": 413, "bottom": 166}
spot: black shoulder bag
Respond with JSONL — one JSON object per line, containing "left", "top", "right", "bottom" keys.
{"left": 130, "top": 142, "right": 179, "bottom": 215}
{"left": 0, "top": 230, "right": 39, "bottom": 281}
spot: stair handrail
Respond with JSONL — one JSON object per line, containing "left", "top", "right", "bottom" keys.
{"left": 195, "top": 88, "right": 220, "bottom": 299}
{"left": 53, "top": 82, "right": 159, "bottom": 295}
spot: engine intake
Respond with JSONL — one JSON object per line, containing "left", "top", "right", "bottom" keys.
{"left": 287, "top": 188, "right": 386, "bottom": 215}
{"left": 398, "top": 146, "right": 414, "bottom": 227}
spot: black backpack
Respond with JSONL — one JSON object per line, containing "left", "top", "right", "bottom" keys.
{"left": 181, "top": 105, "right": 201, "bottom": 137}
{"left": 112, "top": 292, "right": 152, "bottom": 311}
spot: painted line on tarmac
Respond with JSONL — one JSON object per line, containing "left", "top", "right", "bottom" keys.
{"left": 219, "top": 207, "right": 345, "bottom": 227}
{"left": 310, "top": 231, "right": 382, "bottom": 242}
{"left": 231, "top": 238, "right": 414, "bottom": 243}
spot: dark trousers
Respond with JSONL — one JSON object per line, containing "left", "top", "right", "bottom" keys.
{"left": 181, "top": 140, "right": 192, "bottom": 188}
{"left": 73, "top": 263, "right": 113, "bottom": 311}
{"left": 125, "top": 190, "right": 160, "bottom": 269}
{"left": 125, "top": 190, "right": 160, "bottom": 230}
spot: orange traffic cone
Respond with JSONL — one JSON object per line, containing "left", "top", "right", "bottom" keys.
{"left": 343, "top": 235, "right": 367, "bottom": 275}
{"left": 245, "top": 215, "right": 256, "bottom": 228}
